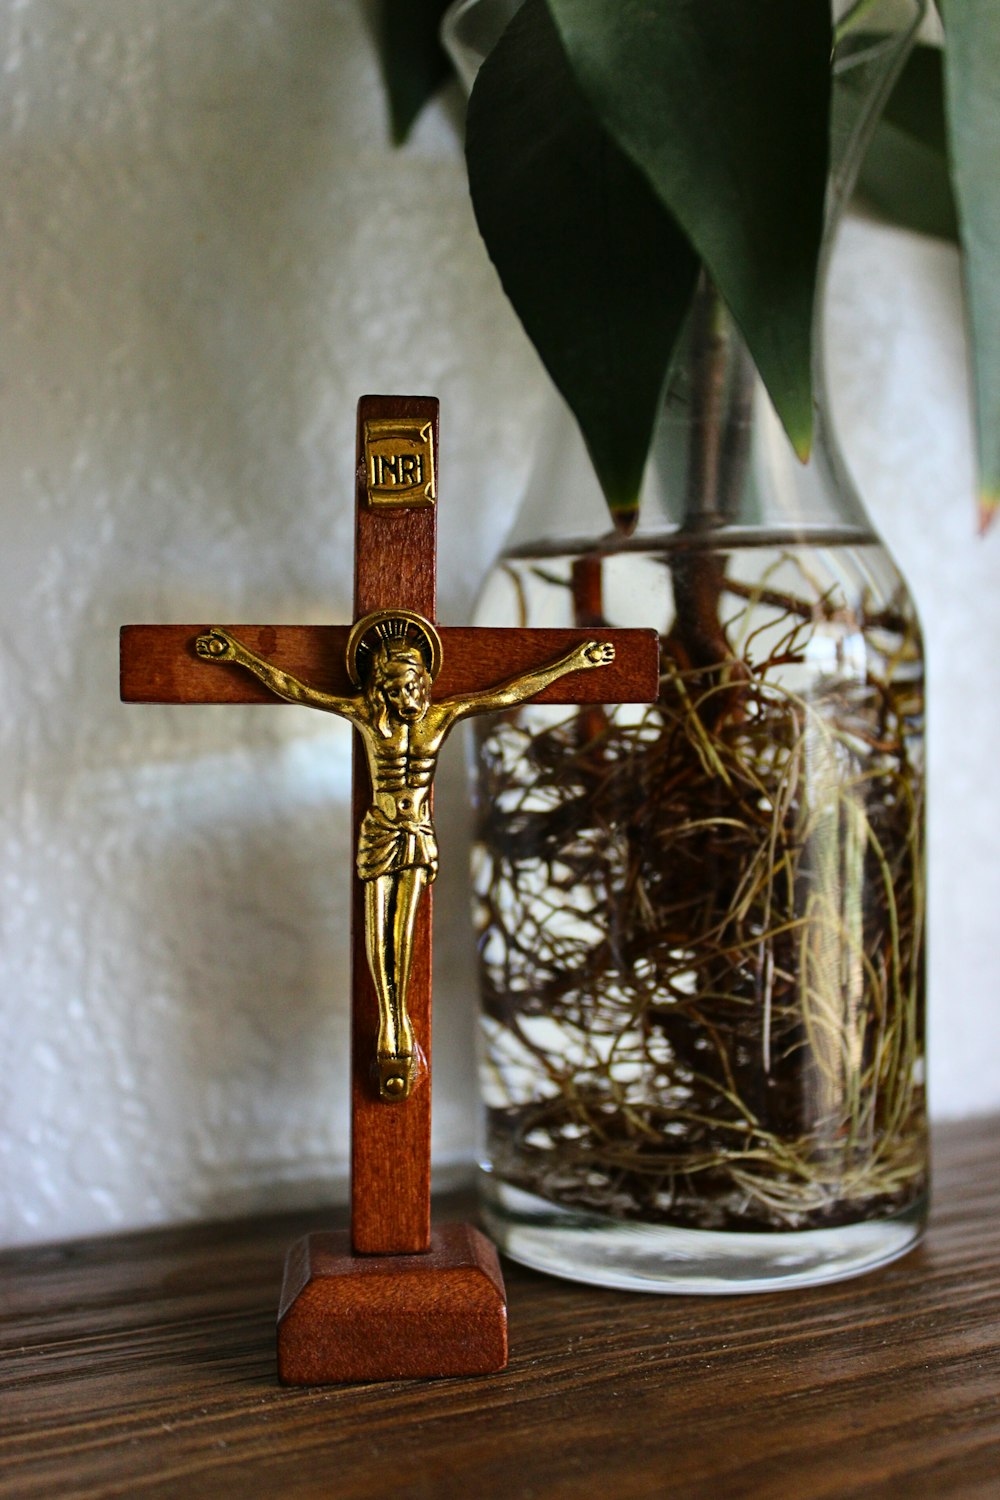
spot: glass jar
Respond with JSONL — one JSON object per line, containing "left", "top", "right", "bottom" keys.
{"left": 447, "top": 0, "right": 928, "bottom": 1290}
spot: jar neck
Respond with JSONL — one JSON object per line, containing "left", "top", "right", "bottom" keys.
{"left": 503, "top": 275, "right": 880, "bottom": 554}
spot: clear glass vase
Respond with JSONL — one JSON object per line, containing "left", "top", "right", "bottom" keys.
{"left": 447, "top": 0, "right": 928, "bottom": 1290}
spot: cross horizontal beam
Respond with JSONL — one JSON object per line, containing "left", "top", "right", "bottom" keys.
{"left": 120, "top": 625, "right": 660, "bottom": 706}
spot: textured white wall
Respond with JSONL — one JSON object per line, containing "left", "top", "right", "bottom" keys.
{"left": 1, "top": 1, "right": 996, "bottom": 1248}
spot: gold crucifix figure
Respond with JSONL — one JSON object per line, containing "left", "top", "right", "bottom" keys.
{"left": 195, "top": 610, "right": 615, "bottom": 1103}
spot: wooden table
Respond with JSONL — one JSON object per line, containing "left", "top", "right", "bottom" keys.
{"left": 2, "top": 1118, "right": 997, "bottom": 1499}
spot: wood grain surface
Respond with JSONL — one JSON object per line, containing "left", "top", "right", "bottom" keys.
{"left": 0, "top": 1118, "right": 997, "bottom": 1500}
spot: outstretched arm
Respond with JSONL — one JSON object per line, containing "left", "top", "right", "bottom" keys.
{"left": 438, "top": 640, "right": 616, "bottom": 725}
{"left": 195, "top": 628, "right": 361, "bottom": 719}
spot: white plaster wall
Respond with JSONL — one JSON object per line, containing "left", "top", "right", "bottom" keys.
{"left": 0, "top": 1, "right": 996, "bottom": 1248}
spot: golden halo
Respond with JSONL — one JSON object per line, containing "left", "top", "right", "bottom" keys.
{"left": 346, "top": 609, "right": 443, "bottom": 688}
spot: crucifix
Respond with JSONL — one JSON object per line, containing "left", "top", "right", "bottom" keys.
{"left": 120, "top": 395, "right": 658, "bottom": 1384}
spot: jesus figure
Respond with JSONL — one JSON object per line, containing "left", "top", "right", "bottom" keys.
{"left": 196, "top": 612, "right": 615, "bottom": 1102}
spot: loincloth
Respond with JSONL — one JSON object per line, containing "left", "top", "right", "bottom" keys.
{"left": 357, "top": 805, "right": 438, "bottom": 882}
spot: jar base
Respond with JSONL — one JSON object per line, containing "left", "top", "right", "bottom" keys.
{"left": 481, "top": 1176, "right": 927, "bottom": 1294}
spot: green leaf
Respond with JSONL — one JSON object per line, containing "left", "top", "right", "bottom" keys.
{"left": 544, "top": 0, "right": 832, "bottom": 460}
{"left": 466, "top": 0, "right": 700, "bottom": 525}
{"left": 939, "top": 0, "right": 1000, "bottom": 525}
{"left": 856, "top": 44, "right": 958, "bottom": 241}
{"left": 377, "top": 0, "right": 455, "bottom": 144}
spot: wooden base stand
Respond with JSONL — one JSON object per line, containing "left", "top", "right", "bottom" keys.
{"left": 276, "top": 1223, "right": 508, "bottom": 1385}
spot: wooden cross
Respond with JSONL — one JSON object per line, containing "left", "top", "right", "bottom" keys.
{"left": 120, "top": 395, "right": 658, "bottom": 1384}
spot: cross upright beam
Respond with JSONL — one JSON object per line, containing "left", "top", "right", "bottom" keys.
{"left": 349, "top": 394, "right": 438, "bottom": 1255}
